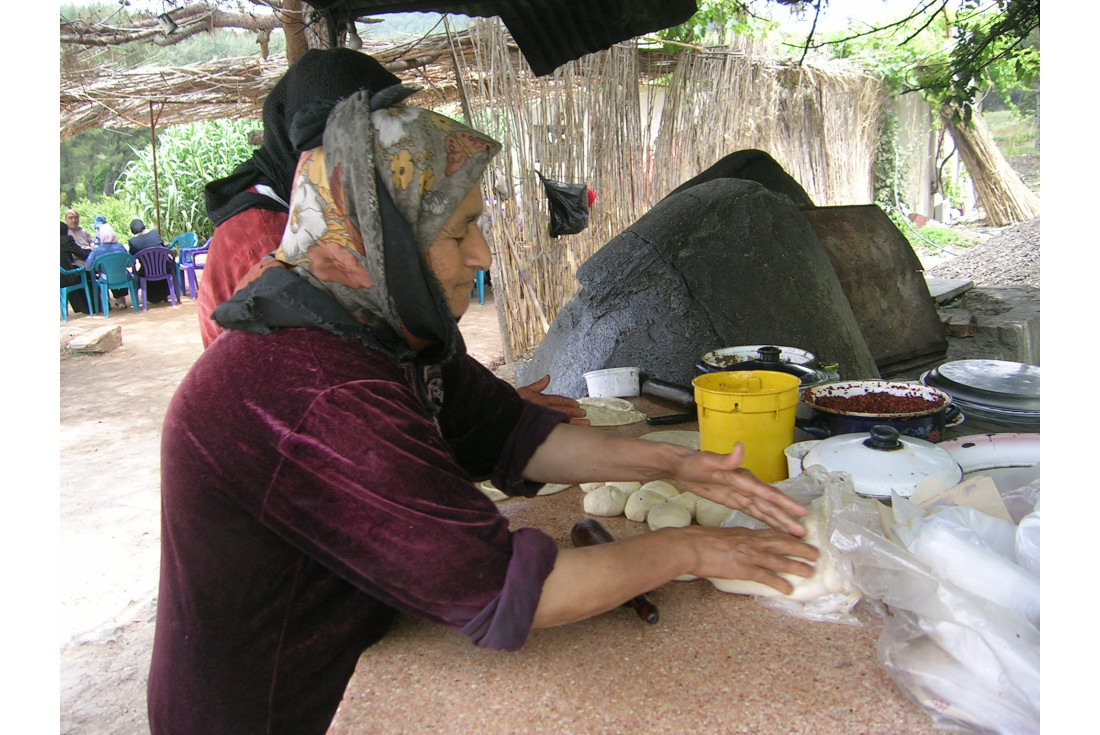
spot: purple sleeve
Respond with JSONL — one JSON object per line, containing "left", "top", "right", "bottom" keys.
{"left": 459, "top": 528, "right": 558, "bottom": 650}
{"left": 262, "top": 378, "right": 560, "bottom": 648}
{"left": 439, "top": 356, "right": 569, "bottom": 497}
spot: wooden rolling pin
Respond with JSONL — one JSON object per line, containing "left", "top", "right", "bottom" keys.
{"left": 570, "top": 518, "right": 659, "bottom": 624}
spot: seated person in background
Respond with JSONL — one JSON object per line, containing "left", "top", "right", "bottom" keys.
{"left": 129, "top": 218, "right": 173, "bottom": 304}
{"left": 91, "top": 215, "right": 108, "bottom": 247}
{"left": 60, "top": 221, "right": 93, "bottom": 314}
{"left": 127, "top": 218, "right": 164, "bottom": 254}
{"left": 85, "top": 224, "right": 131, "bottom": 311}
{"left": 65, "top": 209, "right": 94, "bottom": 250}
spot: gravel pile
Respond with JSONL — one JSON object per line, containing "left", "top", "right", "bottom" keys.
{"left": 928, "top": 216, "right": 1040, "bottom": 288}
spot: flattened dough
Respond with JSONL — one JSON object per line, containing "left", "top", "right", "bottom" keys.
{"left": 577, "top": 397, "right": 646, "bottom": 427}
{"left": 640, "top": 430, "right": 700, "bottom": 450}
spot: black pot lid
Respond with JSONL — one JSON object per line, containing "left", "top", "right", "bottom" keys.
{"left": 921, "top": 359, "right": 1039, "bottom": 414}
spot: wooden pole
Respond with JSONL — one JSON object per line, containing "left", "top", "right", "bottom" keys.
{"left": 148, "top": 101, "right": 163, "bottom": 235}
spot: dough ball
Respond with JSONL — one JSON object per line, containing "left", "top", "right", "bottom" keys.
{"left": 668, "top": 491, "right": 701, "bottom": 518}
{"left": 647, "top": 501, "right": 692, "bottom": 530}
{"left": 606, "top": 481, "right": 642, "bottom": 495}
{"left": 707, "top": 509, "right": 843, "bottom": 602}
{"left": 624, "top": 489, "right": 667, "bottom": 522}
{"left": 583, "top": 484, "right": 628, "bottom": 516}
{"left": 639, "top": 480, "right": 679, "bottom": 499}
{"left": 695, "top": 498, "right": 734, "bottom": 528}
{"left": 579, "top": 482, "right": 605, "bottom": 493}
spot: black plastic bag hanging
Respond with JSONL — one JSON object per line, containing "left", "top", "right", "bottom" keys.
{"left": 536, "top": 170, "right": 589, "bottom": 237}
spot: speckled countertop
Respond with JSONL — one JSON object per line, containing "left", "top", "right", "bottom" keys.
{"left": 326, "top": 396, "right": 1010, "bottom": 735}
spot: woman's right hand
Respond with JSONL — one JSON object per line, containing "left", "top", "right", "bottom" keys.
{"left": 673, "top": 525, "right": 818, "bottom": 594}
{"left": 532, "top": 524, "right": 818, "bottom": 629}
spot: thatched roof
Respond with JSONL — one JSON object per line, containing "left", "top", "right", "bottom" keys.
{"left": 59, "top": 28, "right": 504, "bottom": 140}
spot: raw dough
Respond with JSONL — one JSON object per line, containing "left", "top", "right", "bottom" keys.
{"left": 577, "top": 397, "right": 646, "bottom": 427}
{"left": 640, "top": 430, "right": 700, "bottom": 451}
{"left": 668, "top": 491, "right": 701, "bottom": 517}
{"left": 476, "top": 480, "right": 508, "bottom": 503}
{"left": 584, "top": 485, "right": 629, "bottom": 516}
{"left": 624, "top": 488, "right": 668, "bottom": 522}
{"left": 647, "top": 501, "right": 692, "bottom": 530}
{"left": 639, "top": 480, "right": 679, "bottom": 499}
{"left": 695, "top": 498, "right": 734, "bottom": 528}
{"left": 707, "top": 500, "right": 846, "bottom": 601}
{"left": 579, "top": 482, "right": 605, "bottom": 493}
{"left": 606, "top": 481, "right": 642, "bottom": 495}
{"left": 537, "top": 483, "right": 571, "bottom": 496}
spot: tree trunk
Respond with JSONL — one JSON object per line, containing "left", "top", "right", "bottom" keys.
{"left": 282, "top": 0, "right": 331, "bottom": 65}
{"left": 940, "top": 105, "right": 1040, "bottom": 226}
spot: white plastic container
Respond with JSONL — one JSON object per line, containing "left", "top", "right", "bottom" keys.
{"left": 583, "top": 367, "right": 641, "bottom": 398}
{"left": 784, "top": 440, "right": 819, "bottom": 478}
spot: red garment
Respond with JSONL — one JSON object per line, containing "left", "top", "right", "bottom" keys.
{"left": 197, "top": 206, "right": 289, "bottom": 348}
{"left": 586, "top": 187, "right": 597, "bottom": 208}
{"left": 148, "top": 327, "right": 565, "bottom": 735}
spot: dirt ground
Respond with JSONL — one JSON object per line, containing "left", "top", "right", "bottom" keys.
{"left": 58, "top": 292, "right": 506, "bottom": 735}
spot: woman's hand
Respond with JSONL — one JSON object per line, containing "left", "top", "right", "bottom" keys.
{"left": 672, "top": 443, "right": 809, "bottom": 536}
{"left": 517, "top": 374, "right": 590, "bottom": 426}
{"left": 532, "top": 524, "right": 818, "bottom": 628}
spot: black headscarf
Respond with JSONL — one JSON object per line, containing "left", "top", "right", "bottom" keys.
{"left": 203, "top": 49, "right": 401, "bottom": 227}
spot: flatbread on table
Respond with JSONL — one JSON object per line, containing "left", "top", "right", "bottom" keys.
{"left": 577, "top": 397, "right": 647, "bottom": 427}
{"left": 640, "top": 430, "right": 700, "bottom": 450}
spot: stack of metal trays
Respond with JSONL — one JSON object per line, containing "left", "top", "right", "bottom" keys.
{"left": 920, "top": 359, "right": 1040, "bottom": 426}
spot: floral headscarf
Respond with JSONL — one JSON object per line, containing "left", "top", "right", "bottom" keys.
{"left": 214, "top": 88, "right": 500, "bottom": 370}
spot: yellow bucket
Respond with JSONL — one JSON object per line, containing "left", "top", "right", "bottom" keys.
{"left": 692, "top": 370, "right": 801, "bottom": 482}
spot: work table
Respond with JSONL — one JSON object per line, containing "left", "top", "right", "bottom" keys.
{"left": 327, "top": 395, "right": 1003, "bottom": 734}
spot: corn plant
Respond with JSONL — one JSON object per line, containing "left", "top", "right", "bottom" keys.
{"left": 116, "top": 118, "right": 258, "bottom": 241}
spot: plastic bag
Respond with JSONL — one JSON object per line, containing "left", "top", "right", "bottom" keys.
{"left": 537, "top": 171, "right": 589, "bottom": 237}
{"left": 833, "top": 483, "right": 1041, "bottom": 734}
{"left": 714, "top": 467, "right": 873, "bottom": 625}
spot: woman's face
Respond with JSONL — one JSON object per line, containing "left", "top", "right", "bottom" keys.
{"left": 426, "top": 185, "right": 491, "bottom": 319}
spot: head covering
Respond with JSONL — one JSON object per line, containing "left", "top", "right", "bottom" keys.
{"left": 98, "top": 224, "right": 119, "bottom": 244}
{"left": 130, "top": 219, "right": 145, "bottom": 235}
{"left": 204, "top": 49, "right": 402, "bottom": 227}
{"left": 93, "top": 215, "right": 107, "bottom": 228}
{"left": 214, "top": 89, "right": 500, "bottom": 372}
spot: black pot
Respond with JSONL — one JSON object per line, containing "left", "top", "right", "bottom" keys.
{"left": 797, "top": 380, "right": 962, "bottom": 443}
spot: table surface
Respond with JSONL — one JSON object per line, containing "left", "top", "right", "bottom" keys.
{"left": 325, "top": 394, "right": 1014, "bottom": 734}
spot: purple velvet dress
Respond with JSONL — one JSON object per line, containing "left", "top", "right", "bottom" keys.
{"left": 148, "top": 327, "right": 567, "bottom": 735}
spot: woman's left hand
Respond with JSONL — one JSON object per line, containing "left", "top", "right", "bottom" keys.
{"left": 517, "top": 374, "right": 590, "bottom": 426}
{"left": 673, "top": 443, "right": 808, "bottom": 536}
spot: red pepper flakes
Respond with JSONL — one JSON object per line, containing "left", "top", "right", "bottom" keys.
{"left": 814, "top": 391, "right": 944, "bottom": 414}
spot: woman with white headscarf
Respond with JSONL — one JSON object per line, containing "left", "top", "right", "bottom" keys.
{"left": 148, "top": 88, "right": 816, "bottom": 735}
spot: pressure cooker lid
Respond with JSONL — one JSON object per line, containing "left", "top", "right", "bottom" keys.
{"left": 921, "top": 360, "right": 1039, "bottom": 415}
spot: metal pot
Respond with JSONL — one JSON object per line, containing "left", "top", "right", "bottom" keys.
{"left": 800, "top": 425, "right": 963, "bottom": 500}
{"left": 698, "top": 344, "right": 816, "bottom": 371}
{"left": 697, "top": 345, "right": 829, "bottom": 389}
{"left": 798, "top": 380, "right": 961, "bottom": 443}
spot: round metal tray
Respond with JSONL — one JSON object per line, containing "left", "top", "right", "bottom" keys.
{"left": 920, "top": 359, "right": 1040, "bottom": 415}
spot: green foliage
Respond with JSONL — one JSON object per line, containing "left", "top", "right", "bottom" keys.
{"left": 872, "top": 104, "right": 911, "bottom": 212}
{"left": 61, "top": 127, "right": 150, "bottom": 204}
{"left": 656, "top": 0, "right": 775, "bottom": 48}
{"left": 116, "top": 118, "right": 260, "bottom": 240}
{"left": 61, "top": 195, "right": 145, "bottom": 236}
{"left": 884, "top": 207, "right": 978, "bottom": 254}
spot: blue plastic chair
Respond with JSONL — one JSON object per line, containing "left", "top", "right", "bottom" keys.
{"left": 90, "top": 252, "right": 139, "bottom": 317}
{"left": 168, "top": 232, "right": 198, "bottom": 258}
{"left": 470, "top": 270, "right": 487, "bottom": 305}
{"left": 178, "top": 238, "right": 210, "bottom": 299}
{"left": 60, "top": 266, "right": 93, "bottom": 322}
{"left": 133, "top": 245, "right": 181, "bottom": 310}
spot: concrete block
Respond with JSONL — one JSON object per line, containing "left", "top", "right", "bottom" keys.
{"left": 69, "top": 325, "right": 123, "bottom": 353}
